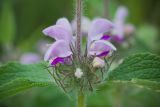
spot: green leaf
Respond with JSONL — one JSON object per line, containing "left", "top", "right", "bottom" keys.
{"left": 107, "top": 53, "right": 160, "bottom": 91}
{"left": 0, "top": 62, "right": 53, "bottom": 100}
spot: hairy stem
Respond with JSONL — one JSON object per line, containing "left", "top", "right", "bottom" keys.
{"left": 77, "top": 91, "right": 85, "bottom": 107}
{"left": 76, "top": 0, "right": 82, "bottom": 57}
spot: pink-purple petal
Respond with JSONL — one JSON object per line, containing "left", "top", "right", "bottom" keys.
{"left": 114, "top": 6, "right": 128, "bottom": 22}
{"left": 112, "top": 20, "right": 125, "bottom": 42}
{"left": 97, "top": 51, "right": 109, "bottom": 57}
{"left": 89, "top": 40, "right": 116, "bottom": 57}
{"left": 42, "top": 25, "right": 72, "bottom": 43}
{"left": 44, "top": 40, "right": 72, "bottom": 61}
{"left": 50, "top": 57, "right": 65, "bottom": 65}
{"left": 112, "top": 35, "right": 124, "bottom": 43}
{"left": 100, "top": 34, "right": 111, "bottom": 40}
{"left": 56, "top": 18, "right": 72, "bottom": 34}
{"left": 88, "top": 18, "right": 114, "bottom": 38}
{"left": 112, "top": 6, "right": 128, "bottom": 42}
{"left": 50, "top": 56, "right": 72, "bottom": 66}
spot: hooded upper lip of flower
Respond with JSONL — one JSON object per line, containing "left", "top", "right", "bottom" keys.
{"left": 112, "top": 6, "right": 135, "bottom": 42}
{"left": 112, "top": 6, "right": 128, "bottom": 42}
{"left": 42, "top": 17, "right": 116, "bottom": 65}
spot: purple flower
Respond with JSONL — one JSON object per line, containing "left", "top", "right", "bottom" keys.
{"left": 42, "top": 17, "right": 116, "bottom": 66}
{"left": 43, "top": 18, "right": 73, "bottom": 66}
{"left": 87, "top": 18, "right": 116, "bottom": 57}
{"left": 44, "top": 40, "right": 72, "bottom": 62}
{"left": 112, "top": 6, "right": 128, "bottom": 43}
{"left": 111, "top": 6, "right": 135, "bottom": 43}
{"left": 20, "top": 53, "right": 41, "bottom": 64}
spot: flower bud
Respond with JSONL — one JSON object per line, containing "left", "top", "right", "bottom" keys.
{"left": 75, "top": 68, "right": 83, "bottom": 78}
{"left": 92, "top": 57, "right": 105, "bottom": 68}
{"left": 124, "top": 24, "right": 135, "bottom": 36}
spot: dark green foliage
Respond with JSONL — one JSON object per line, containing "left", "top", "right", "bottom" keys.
{"left": 107, "top": 53, "right": 160, "bottom": 91}
{"left": 0, "top": 62, "right": 53, "bottom": 100}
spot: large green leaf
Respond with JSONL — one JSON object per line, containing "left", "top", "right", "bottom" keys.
{"left": 0, "top": 62, "right": 53, "bottom": 100}
{"left": 107, "top": 53, "right": 160, "bottom": 91}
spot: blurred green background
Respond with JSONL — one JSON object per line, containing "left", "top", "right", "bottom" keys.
{"left": 0, "top": 0, "right": 160, "bottom": 107}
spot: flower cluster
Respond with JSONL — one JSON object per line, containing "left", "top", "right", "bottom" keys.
{"left": 43, "top": 18, "right": 116, "bottom": 66}
{"left": 42, "top": 17, "right": 116, "bottom": 92}
{"left": 72, "top": 6, "right": 135, "bottom": 44}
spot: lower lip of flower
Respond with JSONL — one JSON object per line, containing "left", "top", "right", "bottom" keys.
{"left": 100, "top": 34, "right": 110, "bottom": 40}
{"left": 97, "top": 51, "right": 109, "bottom": 57}
{"left": 51, "top": 57, "right": 65, "bottom": 65}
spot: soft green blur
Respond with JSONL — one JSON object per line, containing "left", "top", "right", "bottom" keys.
{"left": 0, "top": 0, "right": 160, "bottom": 107}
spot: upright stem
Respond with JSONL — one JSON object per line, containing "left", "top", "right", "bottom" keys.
{"left": 104, "top": 0, "right": 109, "bottom": 18}
{"left": 76, "top": 0, "right": 82, "bottom": 57}
{"left": 77, "top": 91, "right": 85, "bottom": 107}
{"left": 76, "top": 0, "right": 84, "bottom": 106}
